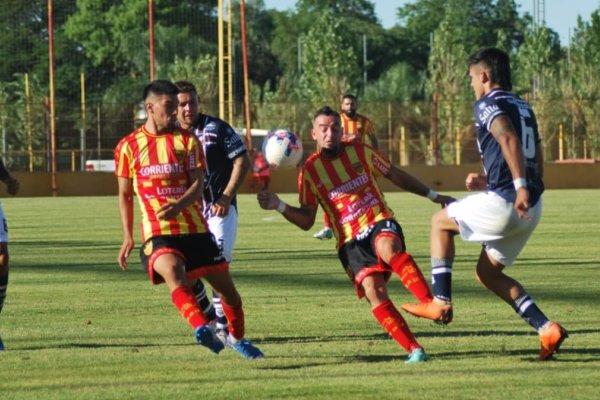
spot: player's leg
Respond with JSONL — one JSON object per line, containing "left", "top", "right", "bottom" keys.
{"left": 151, "top": 251, "right": 223, "bottom": 353}
{"left": 476, "top": 201, "right": 567, "bottom": 360}
{"left": 373, "top": 224, "right": 432, "bottom": 303}
{"left": 206, "top": 210, "right": 238, "bottom": 343}
{"left": 204, "top": 271, "right": 264, "bottom": 359}
{"left": 190, "top": 279, "right": 216, "bottom": 322}
{"left": 401, "top": 207, "right": 457, "bottom": 323}
{"left": 362, "top": 273, "right": 428, "bottom": 363}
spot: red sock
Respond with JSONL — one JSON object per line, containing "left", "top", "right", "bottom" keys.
{"left": 389, "top": 252, "right": 432, "bottom": 303}
{"left": 171, "top": 286, "right": 208, "bottom": 329}
{"left": 372, "top": 300, "right": 421, "bottom": 352}
{"left": 221, "top": 301, "right": 245, "bottom": 340}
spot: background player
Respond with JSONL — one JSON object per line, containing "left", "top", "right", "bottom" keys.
{"left": 0, "top": 159, "right": 19, "bottom": 351}
{"left": 175, "top": 81, "right": 251, "bottom": 345}
{"left": 115, "top": 80, "right": 262, "bottom": 359}
{"left": 401, "top": 48, "right": 568, "bottom": 361}
{"left": 258, "top": 106, "right": 454, "bottom": 363}
{"left": 313, "top": 93, "right": 378, "bottom": 240}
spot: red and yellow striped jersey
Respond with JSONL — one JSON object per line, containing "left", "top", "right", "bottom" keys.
{"left": 340, "top": 112, "right": 375, "bottom": 146}
{"left": 115, "top": 126, "right": 208, "bottom": 241}
{"left": 299, "top": 142, "right": 394, "bottom": 247}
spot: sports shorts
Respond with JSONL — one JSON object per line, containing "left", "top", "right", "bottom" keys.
{"left": 139, "top": 233, "right": 228, "bottom": 285}
{"left": 205, "top": 205, "right": 238, "bottom": 263}
{"left": 446, "top": 191, "right": 542, "bottom": 266}
{"left": 338, "top": 219, "right": 405, "bottom": 298}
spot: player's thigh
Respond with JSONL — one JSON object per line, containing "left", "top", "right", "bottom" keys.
{"left": 207, "top": 207, "right": 238, "bottom": 262}
{"left": 485, "top": 201, "right": 542, "bottom": 266}
{"left": 447, "top": 192, "right": 513, "bottom": 242}
{"left": 152, "top": 252, "right": 187, "bottom": 287}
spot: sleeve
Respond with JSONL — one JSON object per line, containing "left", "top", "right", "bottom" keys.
{"left": 114, "top": 139, "right": 131, "bottom": 178}
{"left": 220, "top": 121, "right": 247, "bottom": 160}
{"left": 187, "top": 134, "right": 204, "bottom": 171}
{"left": 475, "top": 97, "right": 504, "bottom": 132}
{"left": 298, "top": 167, "right": 318, "bottom": 207}
{"left": 365, "top": 145, "right": 391, "bottom": 177}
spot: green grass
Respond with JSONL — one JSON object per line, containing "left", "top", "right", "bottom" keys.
{"left": 0, "top": 190, "right": 598, "bottom": 399}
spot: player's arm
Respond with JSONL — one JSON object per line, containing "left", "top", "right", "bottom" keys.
{"left": 489, "top": 115, "right": 530, "bottom": 219}
{"left": 213, "top": 152, "right": 250, "bottom": 216}
{"left": 156, "top": 168, "right": 204, "bottom": 221}
{"left": 257, "top": 190, "right": 318, "bottom": 231}
{"left": 117, "top": 177, "right": 135, "bottom": 270}
{"left": 385, "top": 165, "right": 455, "bottom": 207}
{"left": 366, "top": 120, "right": 379, "bottom": 150}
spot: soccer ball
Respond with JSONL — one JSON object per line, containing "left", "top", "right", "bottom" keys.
{"left": 262, "top": 129, "right": 303, "bottom": 169}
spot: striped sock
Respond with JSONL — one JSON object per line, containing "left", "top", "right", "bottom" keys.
{"left": 513, "top": 293, "right": 549, "bottom": 330}
{"left": 191, "top": 279, "right": 216, "bottom": 321}
{"left": 431, "top": 257, "right": 453, "bottom": 302}
{"left": 212, "top": 291, "right": 228, "bottom": 328}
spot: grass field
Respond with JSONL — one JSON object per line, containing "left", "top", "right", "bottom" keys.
{"left": 0, "top": 190, "right": 598, "bottom": 399}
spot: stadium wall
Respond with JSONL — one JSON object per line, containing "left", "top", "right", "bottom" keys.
{"left": 3, "top": 162, "right": 598, "bottom": 197}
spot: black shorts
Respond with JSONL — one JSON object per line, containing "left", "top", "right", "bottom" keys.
{"left": 338, "top": 219, "right": 405, "bottom": 298}
{"left": 140, "top": 233, "right": 228, "bottom": 285}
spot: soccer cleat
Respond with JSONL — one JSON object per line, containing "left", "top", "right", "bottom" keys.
{"left": 405, "top": 348, "right": 429, "bottom": 364}
{"left": 195, "top": 324, "right": 225, "bottom": 354}
{"left": 313, "top": 227, "right": 333, "bottom": 240}
{"left": 229, "top": 338, "right": 264, "bottom": 360}
{"left": 401, "top": 300, "right": 453, "bottom": 325}
{"left": 539, "top": 322, "right": 568, "bottom": 361}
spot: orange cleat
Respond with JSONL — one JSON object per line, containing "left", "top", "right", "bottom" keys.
{"left": 401, "top": 300, "right": 453, "bottom": 325}
{"left": 539, "top": 322, "right": 568, "bottom": 361}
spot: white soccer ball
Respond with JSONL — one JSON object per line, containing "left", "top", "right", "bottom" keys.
{"left": 263, "top": 129, "right": 303, "bottom": 169}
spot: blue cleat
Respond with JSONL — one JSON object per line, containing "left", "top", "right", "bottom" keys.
{"left": 405, "top": 348, "right": 429, "bottom": 364}
{"left": 229, "top": 338, "right": 264, "bottom": 360}
{"left": 195, "top": 325, "right": 224, "bottom": 354}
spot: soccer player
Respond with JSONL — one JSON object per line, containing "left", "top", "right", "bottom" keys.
{"left": 174, "top": 81, "right": 251, "bottom": 345}
{"left": 401, "top": 48, "right": 568, "bottom": 360}
{"left": 115, "top": 80, "right": 262, "bottom": 359}
{"left": 257, "top": 106, "right": 454, "bottom": 363}
{"left": 313, "top": 93, "right": 378, "bottom": 240}
{"left": 0, "top": 159, "right": 19, "bottom": 351}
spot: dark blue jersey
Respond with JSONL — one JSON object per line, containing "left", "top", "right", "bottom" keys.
{"left": 190, "top": 114, "right": 247, "bottom": 210}
{"left": 473, "top": 89, "right": 544, "bottom": 206}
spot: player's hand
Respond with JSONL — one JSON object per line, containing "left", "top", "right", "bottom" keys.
{"left": 257, "top": 189, "right": 280, "bottom": 210}
{"left": 211, "top": 194, "right": 231, "bottom": 217}
{"left": 465, "top": 173, "right": 486, "bottom": 191}
{"left": 6, "top": 177, "right": 19, "bottom": 195}
{"left": 433, "top": 194, "right": 456, "bottom": 208}
{"left": 118, "top": 237, "right": 135, "bottom": 270}
{"left": 156, "top": 200, "right": 181, "bottom": 221}
{"left": 514, "top": 187, "right": 532, "bottom": 220}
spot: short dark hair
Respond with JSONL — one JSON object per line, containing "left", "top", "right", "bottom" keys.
{"left": 143, "top": 80, "right": 179, "bottom": 101}
{"left": 467, "top": 47, "right": 512, "bottom": 91}
{"left": 342, "top": 93, "right": 357, "bottom": 101}
{"left": 174, "top": 81, "right": 198, "bottom": 95}
{"left": 313, "top": 106, "right": 340, "bottom": 121}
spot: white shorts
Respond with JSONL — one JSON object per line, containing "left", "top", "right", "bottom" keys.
{"left": 446, "top": 191, "right": 542, "bottom": 266}
{"left": 205, "top": 205, "right": 238, "bottom": 263}
{"left": 0, "top": 202, "right": 7, "bottom": 243}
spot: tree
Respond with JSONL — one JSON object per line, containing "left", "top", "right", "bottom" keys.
{"left": 298, "top": 13, "right": 358, "bottom": 105}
